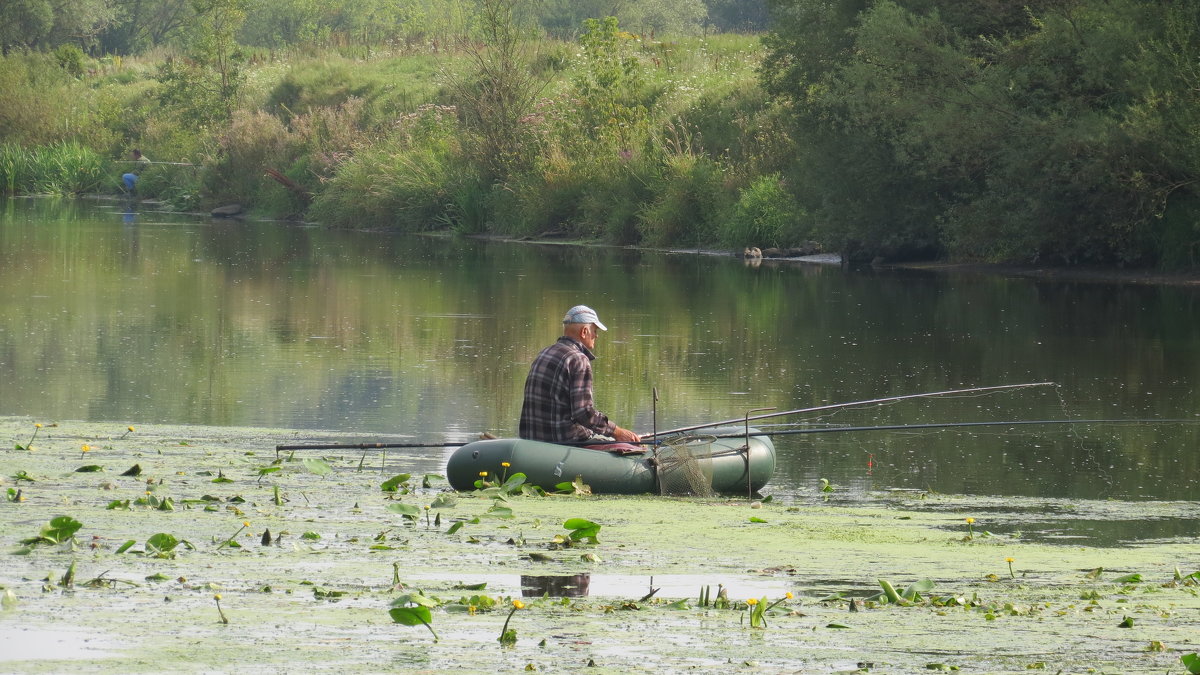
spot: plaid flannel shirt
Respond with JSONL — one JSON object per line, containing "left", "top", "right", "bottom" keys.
{"left": 519, "top": 337, "right": 616, "bottom": 442}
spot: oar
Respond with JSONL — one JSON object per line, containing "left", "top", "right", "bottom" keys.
{"left": 641, "top": 382, "right": 1058, "bottom": 438}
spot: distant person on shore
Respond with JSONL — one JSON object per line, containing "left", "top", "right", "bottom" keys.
{"left": 122, "top": 149, "right": 149, "bottom": 192}
{"left": 519, "top": 305, "right": 641, "bottom": 451}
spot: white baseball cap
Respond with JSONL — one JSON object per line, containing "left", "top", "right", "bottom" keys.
{"left": 562, "top": 305, "right": 607, "bottom": 331}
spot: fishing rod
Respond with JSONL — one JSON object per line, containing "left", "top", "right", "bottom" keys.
{"left": 641, "top": 382, "right": 1058, "bottom": 438}
{"left": 274, "top": 437, "right": 648, "bottom": 456}
{"left": 678, "top": 417, "right": 1200, "bottom": 441}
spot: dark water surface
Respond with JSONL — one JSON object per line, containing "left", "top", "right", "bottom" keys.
{"left": 3, "top": 198, "right": 1198, "bottom": 535}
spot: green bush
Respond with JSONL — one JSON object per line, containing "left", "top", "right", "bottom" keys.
{"left": 636, "top": 153, "right": 731, "bottom": 247}
{"left": 309, "top": 108, "right": 479, "bottom": 231}
{"left": 0, "top": 142, "right": 108, "bottom": 195}
{"left": 721, "top": 173, "right": 804, "bottom": 248}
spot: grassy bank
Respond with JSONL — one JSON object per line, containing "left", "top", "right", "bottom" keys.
{"left": 0, "top": 34, "right": 808, "bottom": 254}
{"left": 3, "top": 417, "right": 1198, "bottom": 673}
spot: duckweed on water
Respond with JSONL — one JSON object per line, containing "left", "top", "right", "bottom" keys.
{"left": 2, "top": 417, "right": 1199, "bottom": 673}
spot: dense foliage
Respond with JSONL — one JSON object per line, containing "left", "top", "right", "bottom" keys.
{"left": 762, "top": 0, "right": 1200, "bottom": 266}
{"left": 1, "top": 0, "right": 1197, "bottom": 268}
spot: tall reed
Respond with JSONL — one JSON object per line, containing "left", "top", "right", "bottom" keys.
{"left": 0, "top": 142, "right": 110, "bottom": 195}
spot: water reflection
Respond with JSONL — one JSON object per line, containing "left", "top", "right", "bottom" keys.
{"left": 521, "top": 574, "right": 591, "bottom": 598}
{"left": 3, "top": 197, "right": 1200, "bottom": 510}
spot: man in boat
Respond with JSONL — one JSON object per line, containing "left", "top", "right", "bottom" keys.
{"left": 519, "top": 305, "right": 641, "bottom": 450}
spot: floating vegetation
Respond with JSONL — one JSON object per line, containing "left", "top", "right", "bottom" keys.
{"left": 2, "top": 418, "right": 1199, "bottom": 673}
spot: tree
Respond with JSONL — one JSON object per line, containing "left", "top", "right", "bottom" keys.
{"left": 99, "top": 0, "right": 195, "bottom": 53}
{"left": 0, "top": 0, "right": 55, "bottom": 53}
{"left": 444, "top": 0, "right": 548, "bottom": 182}
{"left": 156, "top": 0, "right": 248, "bottom": 123}
{"left": 762, "top": 0, "right": 1200, "bottom": 266}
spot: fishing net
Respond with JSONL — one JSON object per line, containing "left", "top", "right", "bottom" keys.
{"left": 654, "top": 434, "right": 717, "bottom": 497}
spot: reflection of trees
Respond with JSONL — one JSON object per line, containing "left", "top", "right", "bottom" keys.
{"left": 2, "top": 199, "right": 1199, "bottom": 500}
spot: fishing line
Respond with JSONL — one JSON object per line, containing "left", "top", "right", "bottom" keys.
{"left": 1052, "top": 383, "right": 1114, "bottom": 493}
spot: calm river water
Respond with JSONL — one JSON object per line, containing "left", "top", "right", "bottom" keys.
{"left": 2, "top": 198, "right": 1198, "bottom": 542}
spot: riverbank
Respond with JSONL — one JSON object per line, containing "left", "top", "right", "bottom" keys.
{"left": 888, "top": 261, "right": 1200, "bottom": 287}
{"left": 2, "top": 418, "right": 1197, "bottom": 673}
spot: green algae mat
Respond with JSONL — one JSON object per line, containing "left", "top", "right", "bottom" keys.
{"left": 2, "top": 418, "right": 1198, "bottom": 674}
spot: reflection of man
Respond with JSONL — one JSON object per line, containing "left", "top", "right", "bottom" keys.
{"left": 519, "top": 305, "right": 640, "bottom": 445}
{"left": 521, "top": 574, "right": 590, "bottom": 598}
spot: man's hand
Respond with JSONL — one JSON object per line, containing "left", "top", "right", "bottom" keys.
{"left": 612, "top": 426, "right": 641, "bottom": 444}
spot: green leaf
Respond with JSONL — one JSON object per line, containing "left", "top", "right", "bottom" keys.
{"left": 901, "top": 579, "right": 934, "bottom": 601}
{"left": 392, "top": 593, "right": 439, "bottom": 608}
{"left": 749, "top": 516, "right": 768, "bottom": 523}
{"left": 43, "top": 516, "right": 83, "bottom": 544}
{"left": 446, "top": 521, "right": 465, "bottom": 535}
{"left": 878, "top": 579, "right": 905, "bottom": 605}
{"left": 1114, "top": 573, "right": 1142, "bottom": 584}
{"left": 387, "top": 503, "right": 421, "bottom": 518}
{"left": 74, "top": 465, "right": 104, "bottom": 473}
{"left": 389, "top": 606, "right": 432, "bottom": 626}
{"left": 430, "top": 494, "right": 457, "bottom": 509}
{"left": 564, "top": 518, "right": 601, "bottom": 543}
{"left": 825, "top": 623, "right": 850, "bottom": 629}
{"left": 1180, "top": 653, "right": 1200, "bottom": 674}
{"left": 381, "top": 474, "right": 412, "bottom": 492}
{"left": 1118, "top": 615, "right": 1135, "bottom": 628}
{"left": 145, "top": 533, "right": 179, "bottom": 558}
{"left": 485, "top": 505, "right": 515, "bottom": 519}
{"left": 114, "top": 539, "right": 136, "bottom": 554}
{"left": 302, "top": 458, "right": 333, "bottom": 476}
{"left": 500, "top": 473, "right": 527, "bottom": 493}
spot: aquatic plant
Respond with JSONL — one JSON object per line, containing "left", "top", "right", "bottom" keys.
{"left": 80, "top": 444, "right": 92, "bottom": 460}
{"left": 744, "top": 594, "right": 794, "bottom": 628}
{"left": 389, "top": 593, "right": 440, "bottom": 642}
{"left": 303, "top": 457, "right": 333, "bottom": 477}
{"left": 554, "top": 475, "right": 592, "bottom": 495}
{"left": 562, "top": 518, "right": 601, "bottom": 544}
{"left": 819, "top": 478, "right": 834, "bottom": 500}
{"left": 381, "top": 473, "right": 412, "bottom": 493}
{"left": 1006, "top": 557, "right": 1016, "bottom": 579}
{"left": 214, "top": 594, "right": 229, "bottom": 624}
{"left": 698, "top": 584, "right": 729, "bottom": 609}
{"left": 386, "top": 502, "right": 420, "bottom": 525}
{"left": 16, "top": 422, "right": 44, "bottom": 450}
{"left": 1181, "top": 653, "right": 1200, "bottom": 674}
{"left": 120, "top": 426, "right": 135, "bottom": 440}
{"left": 217, "top": 521, "right": 251, "bottom": 550}
{"left": 20, "top": 515, "right": 82, "bottom": 547}
{"left": 256, "top": 462, "right": 281, "bottom": 482}
{"left": 145, "top": 533, "right": 182, "bottom": 559}
{"left": 498, "top": 599, "right": 525, "bottom": 645}
{"left": 965, "top": 517, "right": 976, "bottom": 539}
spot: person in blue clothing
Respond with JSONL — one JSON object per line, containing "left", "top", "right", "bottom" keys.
{"left": 122, "top": 149, "right": 149, "bottom": 192}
